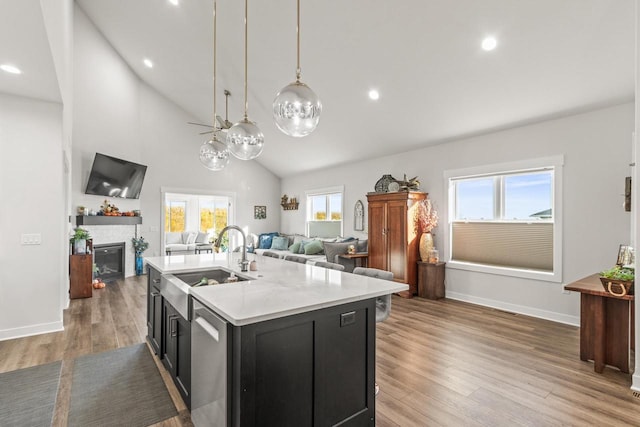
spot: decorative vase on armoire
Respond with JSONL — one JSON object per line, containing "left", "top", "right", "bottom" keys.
{"left": 419, "top": 232, "right": 434, "bottom": 262}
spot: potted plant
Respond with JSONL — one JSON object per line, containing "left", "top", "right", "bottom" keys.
{"left": 600, "top": 265, "right": 634, "bottom": 297}
{"left": 132, "top": 236, "right": 150, "bottom": 276}
{"left": 70, "top": 227, "right": 91, "bottom": 254}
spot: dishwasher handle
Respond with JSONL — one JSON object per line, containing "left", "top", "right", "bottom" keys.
{"left": 194, "top": 315, "right": 220, "bottom": 342}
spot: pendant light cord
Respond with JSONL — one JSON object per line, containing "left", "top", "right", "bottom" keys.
{"left": 243, "top": 0, "right": 248, "bottom": 120}
{"left": 213, "top": 0, "right": 217, "bottom": 128}
{"left": 296, "top": 0, "right": 301, "bottom": 81}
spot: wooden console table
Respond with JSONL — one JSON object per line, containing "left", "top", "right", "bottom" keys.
{"left": 564, "top": 274, "right": 635, "bottom": 373}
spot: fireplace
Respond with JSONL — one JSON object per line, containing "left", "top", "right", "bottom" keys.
{"left": 94, "top": 242, "right": 125, "bottom": 282}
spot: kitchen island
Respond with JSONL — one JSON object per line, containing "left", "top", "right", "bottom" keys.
{"left": 145, "top": 252, "right": 407, "bottom": 427}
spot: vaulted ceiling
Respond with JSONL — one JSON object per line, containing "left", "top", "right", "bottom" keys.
{"left": 2, "top": 1, "right": 635, "bottom": 177}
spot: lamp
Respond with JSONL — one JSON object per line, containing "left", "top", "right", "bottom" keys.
{"left": 273, "top": 0, "right": 321, "bottom": 137}
{"left": 227, "top": 0, "right": 264, "bottom": 160}
{"left": 199, "top": 0, "right": 230, "bottom": 171}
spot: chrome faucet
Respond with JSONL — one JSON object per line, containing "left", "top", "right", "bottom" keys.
{"left": 214, "top": 225, "right": 249, "bottom": 272}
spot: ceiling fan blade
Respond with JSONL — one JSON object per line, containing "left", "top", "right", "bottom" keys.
{"left": 188, "top": 121, "right": 215, "bottom": 128}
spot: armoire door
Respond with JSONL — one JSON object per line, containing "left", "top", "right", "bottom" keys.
{"left": 368, "top": 201, "right": 387, "bottom": 270}
{"left": 386, "top": 200, "right": 408, "bottom": 283}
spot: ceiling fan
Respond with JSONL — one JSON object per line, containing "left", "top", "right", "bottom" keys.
{"left": 188, "top": 89, "right": 233, "bottom": 134}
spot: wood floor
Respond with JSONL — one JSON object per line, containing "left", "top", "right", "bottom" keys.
{"left": 0, "top": 276, "right": 638, "bottom": 426}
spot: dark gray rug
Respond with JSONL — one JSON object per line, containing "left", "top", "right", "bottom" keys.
{"left": 0, "top": 361, "right": 62, "bottom": 427}
{"left": 68, "top": 343, "right": 177, "bottom": 427}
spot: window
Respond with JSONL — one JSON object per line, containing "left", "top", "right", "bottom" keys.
{"left": 163, "top": 191, "right": 235, "bottom": 250}
{"left": 306, "top": 186, "right": 344, "bottom": 237}
{"left": 445, "top": 156, "right": 563, "bottom": 282}
{"left": 165, "top": 200, "right": 186, "bottom": 232}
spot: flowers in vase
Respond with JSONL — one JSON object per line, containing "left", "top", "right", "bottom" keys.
{"left": 415, "top": 199, "right": 438, "bottom": 234}
{"left": 131, "top": 236, "right": 149, "bottom": 255}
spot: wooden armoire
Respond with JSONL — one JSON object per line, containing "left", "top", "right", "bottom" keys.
{"left": 367, "top": 191, "right": 427, "bottom": 297}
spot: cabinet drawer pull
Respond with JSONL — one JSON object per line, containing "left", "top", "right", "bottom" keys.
{"left": 170, "top": 316, "right": 178, "bottom": 337}
{"left": 152, "top": 278, "right": 161, "bottom": 283}
{"left": 151, "top": 292, "right": 160, "bottom": 297}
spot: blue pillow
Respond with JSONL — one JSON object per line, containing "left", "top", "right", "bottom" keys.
{"left": 258, "top": 233, "right": 276, "bottom": 249}
{"left": 270, "top": 236, "right": 289, "bottom": 250}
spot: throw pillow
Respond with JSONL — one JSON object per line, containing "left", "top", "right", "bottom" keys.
{"left": 271, "top": 236, "right": 289, "bottom": 250}
{"left": 289, "top": 242, "right": 301, "bottom": 253}
{"left": 357, "top": 239, "right": 368, "bottom": 253}
{"left": 298, "top": 240, "right": 312, "bottom": 254}
{"left": 304, "top": 239, "right": 324, "bottom": 255}
{"left": 293, "top": 234, "right": 306, "bottom": 245}
{"left": 195, "top": 232, "right": 208, "bottom": 244}
{"left": 258, "top": 232, "right": 279, "bottom": 249}
{"left": 185, "top": 232, "right": 197, "bottom": 245}
{"left": 323, "top": 240, "right": 358, "bottom": 263}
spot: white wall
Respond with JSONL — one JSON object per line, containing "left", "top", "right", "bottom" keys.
{"left": 73, "top": 6, "right": 280, "bottom": 270}
{"left": 281, "top": 103, "right": 634, "bottom": 325}
{"left": 0, "top": 93, "right": 65, "bottom": 339}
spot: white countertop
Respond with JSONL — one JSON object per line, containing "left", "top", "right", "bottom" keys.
{"left": 145, "top": 252, "right": 408, "bottom": 326}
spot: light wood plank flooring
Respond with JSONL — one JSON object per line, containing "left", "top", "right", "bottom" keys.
{"left": 0, "top": 276, "right": 637, "bottom": 426}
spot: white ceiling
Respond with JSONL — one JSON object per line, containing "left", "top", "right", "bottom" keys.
{"left": 3, "top": 1, "right": 635, "bottom": 178}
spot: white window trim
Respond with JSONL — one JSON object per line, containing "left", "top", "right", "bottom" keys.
{"left": 443, "top": 155, "right": 564, "bottom": 283}
{"left": 304, "top": 185, "right": 344, "bottom": 237}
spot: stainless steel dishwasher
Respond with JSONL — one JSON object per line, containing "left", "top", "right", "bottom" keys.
{"left": 191, "top": 298, "right": 228, "bottom": 426}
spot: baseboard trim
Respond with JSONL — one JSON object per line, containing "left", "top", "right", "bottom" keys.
{"left": 446, "top": 291, "right": 580, "bottom": 326}
{"left": 0, "top": 321, "right": 64, "bottom": 341}
{"left": 632, "top": 374, "right": 640, "bottom": 393}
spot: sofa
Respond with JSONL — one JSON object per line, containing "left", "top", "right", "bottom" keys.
{"left": 165, "top": 231, "right": 210, "bottom": 255}
{"left": 252, "top": 232, "right": 368, "bottom": 272}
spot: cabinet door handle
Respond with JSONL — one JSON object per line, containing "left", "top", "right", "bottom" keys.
{"left": 170, "top": 316, "right": 178, "bottom": 337}
{"left": 152, "top": 278, "right": 160, "bottom": 284}
{"left": 151, "top": 291, "right": 160, "bottom": 297}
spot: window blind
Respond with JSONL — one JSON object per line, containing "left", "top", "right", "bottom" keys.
{"left": 451, "top": 222, "right": 553, "bottom": 271}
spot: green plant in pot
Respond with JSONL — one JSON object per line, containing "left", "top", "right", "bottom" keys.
{"left": 600, "top": 265, "right": 634, "bottom": 297}
{"left": 70, "top": 227, "right": 91, "bottom": 254}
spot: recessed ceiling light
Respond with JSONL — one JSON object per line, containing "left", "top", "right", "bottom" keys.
{"left": 168, "top": 0, "right": 179, "bottom": 5}
{"left": 482, "top": 37, "right": 497, "bottom": 51}
{"left": 368, "top": 89, "right": 380, "bottom": 101}
{"left": 0, "top": 64, "right": 22, "bottom": 74}
{"left": 143, "top": 58, "right": 154, "bottom": 68}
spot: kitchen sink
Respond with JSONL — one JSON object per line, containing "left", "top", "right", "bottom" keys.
{"left": 173, "top": 269, "right": 249, "bottom": 287}
{"left": 161, "top": 268, "right": 253, "bottom": 320}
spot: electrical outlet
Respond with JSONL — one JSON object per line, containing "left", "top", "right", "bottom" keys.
{"left": 21, "top": 233, "right": 42, "bottom": 245}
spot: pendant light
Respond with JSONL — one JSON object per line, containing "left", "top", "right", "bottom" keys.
{"left": 273, "top": 0, "right": 321, "bottom": 137}
{"left": 199, "top": 0, "right": 230, "bottom": 171}
{"left": 227, "top": 0, "right": 264, "bottom": 160}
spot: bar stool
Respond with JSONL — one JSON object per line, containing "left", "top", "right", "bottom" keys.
{"left": 352, "top": 267, "right": 393, "bottom": 396}
{"left": 283, "top": 254, "right": 309, "bottom": 264}
{"left": 262, "top": 251, "right": 281, "bottom": 258}
{"left": 314, "top": 261, "right": 345, "bottom": 271}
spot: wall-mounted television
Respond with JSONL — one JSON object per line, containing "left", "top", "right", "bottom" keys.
{"left": 85, "top": 153, "right": 147, "bottom": 199}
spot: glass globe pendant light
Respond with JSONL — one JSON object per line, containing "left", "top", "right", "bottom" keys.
{"left": 227, "top": 0, "right": 264, "bottom": 160}
{"left": 199, "top": 0, "right": 230, "bottom": 171}
{"left": 273, "top": 0, "right": 321, "bottom": 137}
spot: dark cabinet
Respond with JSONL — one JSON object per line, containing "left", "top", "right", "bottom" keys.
{"left": 163, "top": 300, "right": 191, "bottom": 408}
{"left": 69, "top": 254, "right": 93, "bottom": 299}
{"left": 147, "top": 266, "right": 162, "bottom": 355}
{"left": 367, "top": 191, "right": 426, "bottom": 296}
{"left": 230, "top": 298, "right": 376, "bottom": 426}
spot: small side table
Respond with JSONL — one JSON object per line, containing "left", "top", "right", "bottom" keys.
{"left": 417, "top": 261, "right": 446, "bottom": 300}
{"left": 338, "top": 252, "right": 368, "bottom": 268}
